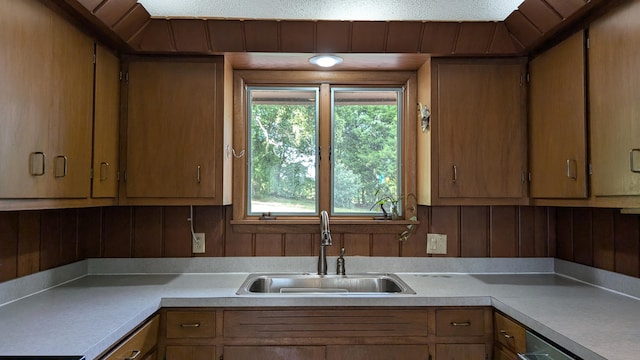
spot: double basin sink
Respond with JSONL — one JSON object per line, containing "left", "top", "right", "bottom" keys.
{"left": 236, "top": 273, "right": 416, "bottom": 295}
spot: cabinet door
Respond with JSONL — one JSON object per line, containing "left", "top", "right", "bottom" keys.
{"left": 0, "top": 0, "right": 93, "bottom": 199}
{"left": 435, "top": 344, "right": 485, "bottom": 360}
{"left": 102, "top": 315, "right": 159, "bottom": 360}
{"left": 126, "top": 59, "right": 220, "bottom": 199}
{"left": 327, "top": 345, "right": 429, "bottom": 360}
{"left": 165, "top": 346, "right": 215, "bottom": 360}
{"left": 49, "top": 12, "right": 94, "bottom": 198}
{"left": 589, "top": 0, "right": 640, "bottom": 196}
{"left": 433, "top": 60, "right": 526, "bottom": 202}
{"left": 224, "top": 346, "right": 325, "bottom": 360}
{"left": 92, "top": 44, "right": 120, "bottom": 198}
{"left": 529, "top": 31, "right": 588, "bottom": 199}
{"left": 0, "top": 0, "right": 52, "bottom": 198}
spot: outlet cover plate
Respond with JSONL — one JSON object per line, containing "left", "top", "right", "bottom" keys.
{"left": 426, "top": 233, "right": 447, "bottom": 254}
{"left": 193, "top": 233, "right": 206, "bottom": 253}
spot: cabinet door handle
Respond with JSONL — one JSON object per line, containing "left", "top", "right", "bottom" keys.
{"left": 124, "top": 350, "right": 141, "bottom": 360}
{"left": 29, "top": 152, "right": 46, "bottom": 176}
{"left": 566, "top": 159, "right": 578, "bottom": 180}
{"left": 631, "top": 149, "right": 640, "bottom": 173}
{"left": 452, "top": 165, "right": 457, "bottom": 183}
{"left": 100, "top": 162, "right": 109, "bottom": 181}
{"left": 55, "top": 155, "right": 67, "bottom": 178}
{"left": 450, "top": 321, "right": 471, "bottom": 326}
{"left": 180, "top": 323, "right": 201, "bottom": 328}
{"left": 499, "top": 330, "right": 514, "bottom": 339}
{"left": 197, "top": 165, "right": 201, "bottom": 183}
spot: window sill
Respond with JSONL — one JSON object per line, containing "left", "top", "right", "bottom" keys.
{"left": 231, "top": 218, "right": 419, "bottom": 234}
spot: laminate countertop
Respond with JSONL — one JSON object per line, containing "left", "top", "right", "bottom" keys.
{"left": 0, "top": 258, "right": 638, "bottom": 360}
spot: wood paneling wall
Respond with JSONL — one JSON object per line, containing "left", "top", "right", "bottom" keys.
{"left": 555, "top": 208, "right": 640, "bottom": 278}
{"left": 3, "top": 205, "right": 638, "bottom": 284}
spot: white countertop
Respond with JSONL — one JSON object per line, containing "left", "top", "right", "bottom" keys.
{"left": 0, "top": 257, "right": 639, "bottom": 360}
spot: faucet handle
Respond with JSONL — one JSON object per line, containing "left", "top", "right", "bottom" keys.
{"left": 337, "top": 248, "right": 346, "bottom": 275}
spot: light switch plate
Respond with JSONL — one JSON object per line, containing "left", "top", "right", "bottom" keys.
{"left": 426, "top": 233, "right": 447, "bottom": 254}
{"left": 192, "top": 233, "right": 205, "bottom": 253}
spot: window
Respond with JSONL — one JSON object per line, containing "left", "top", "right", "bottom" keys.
{"left": 233, "top": 71, "right": 416, "bottom": 223}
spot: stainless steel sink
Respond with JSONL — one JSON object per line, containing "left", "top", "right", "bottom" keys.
{"left": 236, "top": 273, "right": 416, "bottom": 295}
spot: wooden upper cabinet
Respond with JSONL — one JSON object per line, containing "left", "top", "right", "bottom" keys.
{"left": 92, "top": 44, "right": 120, "bottom": 199}
{"left": 429, "top": 59, "right": 528, "bottom": 205}
{"left": 123, "top": 57, "right": 232, "bottom": 204}
{"left": 589, "top": 0, "right": 640, "bottom": 199}
{"left": 0, "top": 0, "right": 93, "bottom": 200}
{"left": 529, "top": 31, "right": 588, "bottom": 199}
{"left": 49, "top": 11, "right": 94, "bottom": 199}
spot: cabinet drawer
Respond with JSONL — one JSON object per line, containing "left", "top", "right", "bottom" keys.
{"left": 166, "top": 311, "right": 215, "bottom": 339}
{"left": 102, "top": 315, "right": 159, "bottom": 360}
{"left": 494, "top": 313, "right": 526, "bottom": 354}
{"left": 224, "top": 309, "right": 428, "bottom": 338}
{"left": 435, "top": 309, "right": 485, "bottom": 337}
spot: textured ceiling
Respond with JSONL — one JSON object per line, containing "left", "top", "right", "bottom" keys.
{"left": 137, "top": 0, "right": 524, "bottom": 21}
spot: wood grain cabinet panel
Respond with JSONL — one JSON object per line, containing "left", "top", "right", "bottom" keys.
{"left": 435, "top": 343, "right": 485, "bottom": 360}
{"left": 326, "top": 344, "right": 429, "bottom": 360}
{"left": 589, "top": 0, "right": 640, "bottom": 201}
{"left": 165, "top": 345, "right": 215, "bottom": 360}
{"left": 123, "top": 57, "right": 231, "bottom": 204}
{"left": 101, "top": 315, "right": 160, "bottom": 360}
{"left": 494, "top": 312, "right": 526, "bottom": 355}
{"left": 224, "top": 346, "right": 325, "bottom": 360}
{"left": 159, "top": 307, "right": 494, "bottom": 360}
{"left": 166, "top": 310, "right": 215, "bottom": 339}
{"left": 428, "top": 59, "right": 528, "bottom": 205}
{"left": 223, "top": 309, "right": 429, "bottom": 338}
{"left": 92, "top": 44, "right": 120, "bottom": 198}
{"left": 529, "top": 31, "right": 588, "bottom": 200}
{"left": 0, "top": 0, "right": 94, "bottom": 200}
{"left": 435, "top": 309, "right": 485, "bottom": 337}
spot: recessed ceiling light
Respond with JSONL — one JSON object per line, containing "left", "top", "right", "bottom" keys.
{"left": 309, "top": 55, "right": 343, "bottom": 68}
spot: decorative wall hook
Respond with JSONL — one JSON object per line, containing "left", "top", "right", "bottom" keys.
{"left": 418, "top": 102, "right": 431, "bottom": 132}
{"left": 226, "top": 144, "right": 245, "bottom": 158}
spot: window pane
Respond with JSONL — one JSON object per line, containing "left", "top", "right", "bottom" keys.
{"left": 248, "top": 87, "right": 318, "bottom": 215}
{"left": 332, "top": 88, "right": 402, "bottom": 215}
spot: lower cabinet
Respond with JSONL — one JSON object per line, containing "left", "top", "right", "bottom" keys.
{"left": 327, "top": 345, "right": 430, "bottom": 360}
{"left": 166, "top": 346, "right": 216, "bottom": 360}
{"left": 493, "top": 312, "right": 526, "bottom": 359}
{"left": 101, "top": 315, "right": 160, "bottom": 360}
{"left": 158, "top": 307, "right": 492, "bottom": 360}
{"left": 225, "top": 346, "right": 325, "bottom": 360}
{"left": 435, "top": 344, "right": 486, "bottom": 360}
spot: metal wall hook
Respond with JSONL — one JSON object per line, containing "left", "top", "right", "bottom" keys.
{"left": 226, "top": 144, "right": 245, "bottom": 159}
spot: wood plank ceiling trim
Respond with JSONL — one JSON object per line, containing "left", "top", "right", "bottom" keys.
{"left": 128, "top": 19, "right": 525, "bottom": 56}
{"left": 63, "top": 0, "right": 603, "bottom": 56}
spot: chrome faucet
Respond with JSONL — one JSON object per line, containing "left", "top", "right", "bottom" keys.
{"left": 318, "top": 210, "right": 332, "bottom": 275}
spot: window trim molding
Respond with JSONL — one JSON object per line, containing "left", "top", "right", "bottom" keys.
{"left": 232, "top": 70, "right": 418, "bottom": 229}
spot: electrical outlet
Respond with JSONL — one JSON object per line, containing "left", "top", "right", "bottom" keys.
{"left": 426, "top": 233, "right": 447, "bottom": 254}
{"left": 192, "top": 233, "right": 205, "bottom": 253}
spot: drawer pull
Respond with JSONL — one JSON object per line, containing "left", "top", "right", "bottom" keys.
{"left": 124, "top": 350, "right": 141, "bottom": 360}
{"left": 450, "top": 321, "right": 471, "bottom": 326}
{"left": 500, "top": 330, "right": 514, "bottom": 339}
{"left": 180, "top": 323, "right": 201, "bottom": 328}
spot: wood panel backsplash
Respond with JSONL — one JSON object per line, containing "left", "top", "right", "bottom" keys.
{"left": 555, "top": 207, "right": 640, "bottom": 278}
{"left": 1, "top": 205, "right": 637, "bottom": 283}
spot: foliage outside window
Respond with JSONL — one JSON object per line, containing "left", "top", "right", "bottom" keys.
{"left": 247, "top": 85, "right": 402, "bottom": 217}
